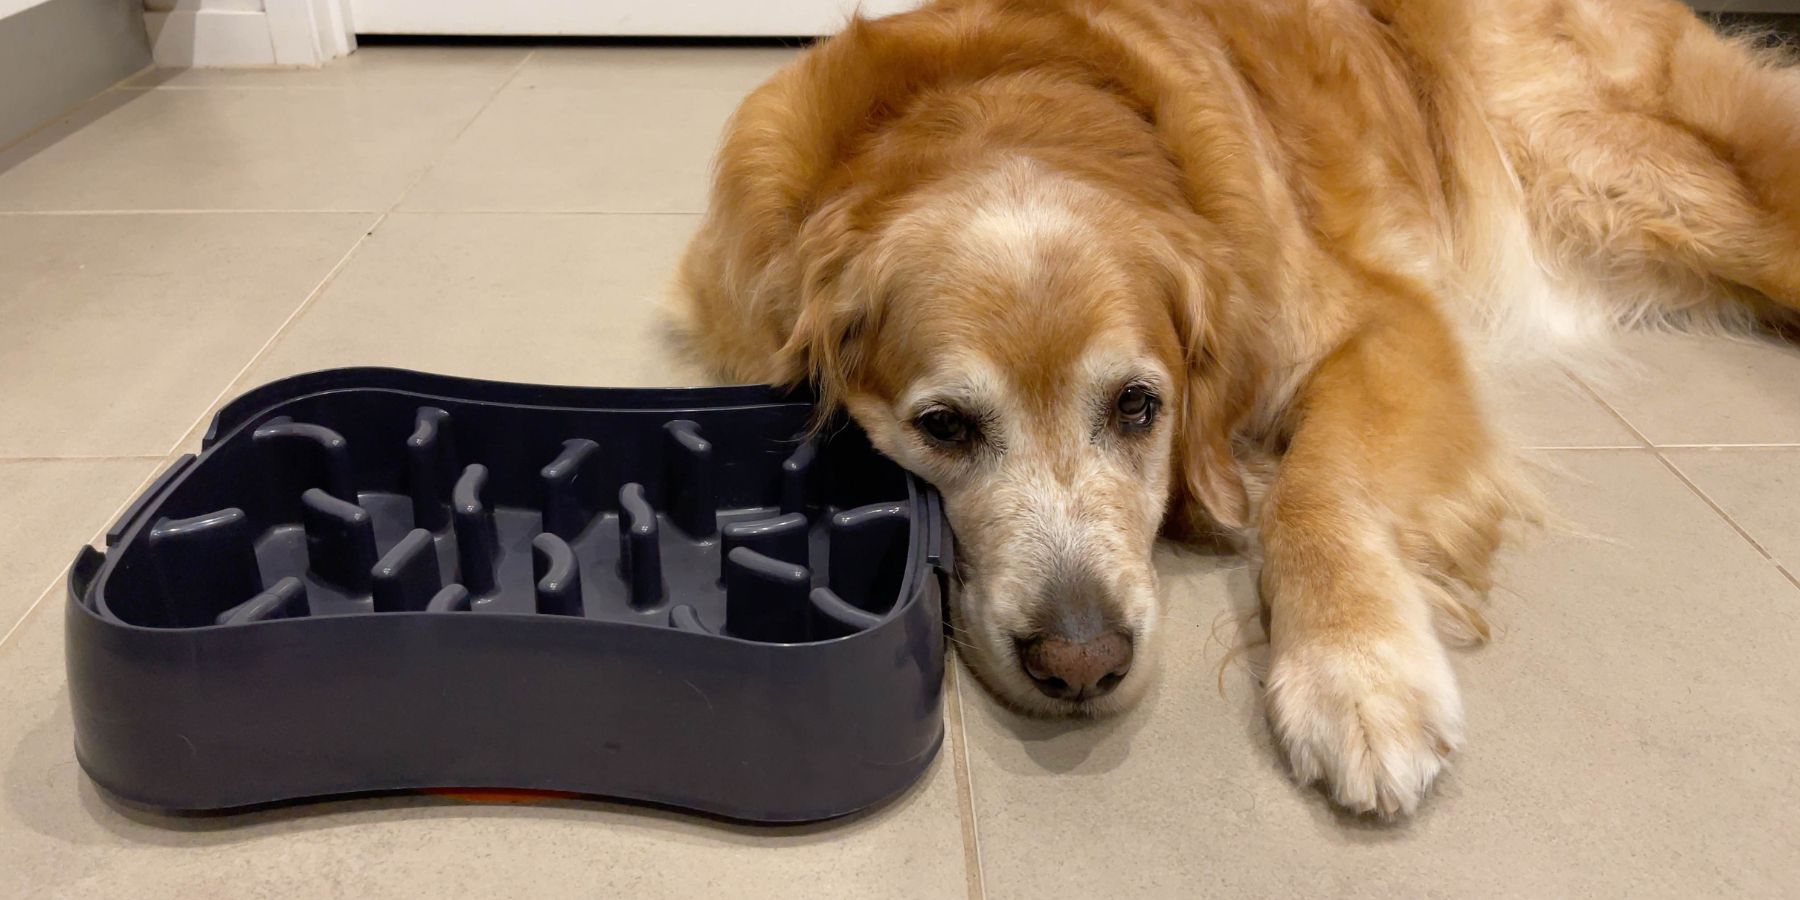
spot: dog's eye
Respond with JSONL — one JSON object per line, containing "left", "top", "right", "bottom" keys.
{"left": 916, "top": 408, "right": 975, "bottom": 446}
{"left": 1114, "top": 385, "right": 1160, "bottom": 432}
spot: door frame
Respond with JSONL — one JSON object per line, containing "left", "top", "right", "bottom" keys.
{"left": 149, "top": 0, "right": 353, "bottom": 67}
{"left": 270, "top": 0, "right": 356, "bottom": 66}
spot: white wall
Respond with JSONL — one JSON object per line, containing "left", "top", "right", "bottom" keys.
{"left": 2, "top": 0, "right": 151, "bottom": 146}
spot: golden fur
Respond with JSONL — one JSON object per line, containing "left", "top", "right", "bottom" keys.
{"left": 672, "top": 0, "right": 1800, "bottom": 817}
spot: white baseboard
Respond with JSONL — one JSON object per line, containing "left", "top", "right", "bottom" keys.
{"left": 144, "top": 8, "right": 275, "bottom": 66}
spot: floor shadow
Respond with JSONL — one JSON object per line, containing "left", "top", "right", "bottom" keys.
{"left": 988, "top": 698, "right": 1152, "bottom": 776}
{"left": 0, "top": 87, "right": 159, "bottom": 179}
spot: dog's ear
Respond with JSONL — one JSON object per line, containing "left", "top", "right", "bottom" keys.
{"left": 1157, "top": 230, "right": 1261, "bottom": 533}
{"left": 1178, "top": 359, "right": 1252, "bottom": 531}
{"left": 773, "top": 195, "right": 884, "bottom": 411}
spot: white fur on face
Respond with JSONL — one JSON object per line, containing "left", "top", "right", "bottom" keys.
{"left": 951, "top": 178, "right": 1092, "bottom": 285}
{"left": 843, "top": 158, "right": 1185, "bottom": 716}
{"left": 853, "top": 345, "right": 1177, "bottom": 718}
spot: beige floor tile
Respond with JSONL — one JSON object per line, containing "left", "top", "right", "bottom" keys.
{"left": 123, "top": 46, "right": 532, "bottom": 91}
{"left": 0, "top": 213, "right": 374, "bottom": 457}
{"left": 232, "top": 212, "right": 712, "bottom": 403}
{"left": 961, "top": 450, "right": 1800, "bottom": 898}
{"left": 1485, "top": 364, "right": 1640, "bottom": 448}
{"left": 399, "top": 87, "right": 742, "bottom": 213}
{"left": 0, "top": 459, "right": 158, "bottom": 635}
{"left": 511, "top": 46, "right": 800, "bottom": 92}
{"left": 1663, "top": 446, "right": 1800, "bottom": 569}
{"left": 0, "top": 88, "right": 492, "bottom": 211}
{"left": 1584, "top": 331, "right": 1800, "bottom": 446}
{"left": 0, "top": 598, "right": 970, "bottom": 899}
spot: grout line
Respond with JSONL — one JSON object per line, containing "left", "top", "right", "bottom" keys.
{"left": 156, "top": 50, "right": 540, "bottom": 460}
{"left": 115, "top": 80, "right": 544, "bottom": 89}
{"left": 0, "top": 458, "right": 173, "bottom": 651}
{"left": 1576, "top": 370, "right": 1800, "bottom": 568}
{"left": 1650, "top": 442, "right": 1800, "bottom": 450}
{"left": 0, "top": 59, "right": 356, "bottom": 650}
{"left": 0, "top": 455, "right": 168, "bottom": 463}
{"left": 1566, "top": 371, "right": 1656, "bottom": 449}
{"left": 947, "top": 657, "right": 988, "bottom": 900}
{"left": 111, "top": 85, "right": 758, "bottom": 99}
{"left": 383, "top": 49, "right": 538, "bottom": 212}
{"left": 8, "top": 49, "right": 568, "bottom": 653}
{"left": 1652, "top": 450, "right": 1776, "bottom": 562}
{"left": 0, "top": 210, "right": 704, "bottom": 217}
{"left": 118, "top": 86, "right": 504, "bottom": 92}
{"left": 380, "top": 209, "right": 708, "bottom": 216}
{"left": 158, "top": 212, "right": 387, "bottom": 457}
{"left": 0, "top": 581, "right": 57, "bottom": 652}
{"left": 1574, "top": 363, "right": 1800, "bottom": 601}
{"left": 1777, "top": 564, "right": 1800, "bottom": 594}
{"left": 1564, "top": 370, "right": 1797, "bottom": 584}
{"left": 1519, "top": 445, "right": 1648, "bottom": 452}
{"left": 0, "top": 209, "right": 384, "bottom": 216}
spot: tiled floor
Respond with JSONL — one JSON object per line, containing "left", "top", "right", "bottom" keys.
{"left": 3, "top": 45, "right": 1799, "bottom": 899}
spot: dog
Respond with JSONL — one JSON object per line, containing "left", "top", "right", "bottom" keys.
{"left": 671, "top": 0, "right": 1800, "bottom": 817}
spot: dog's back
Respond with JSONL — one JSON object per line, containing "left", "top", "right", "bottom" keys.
{"left": 678, "top": 0, "right": 1800, "bottom": 378}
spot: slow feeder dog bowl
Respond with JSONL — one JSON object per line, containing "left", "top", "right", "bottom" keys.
{"left": 65, "top": 368, "right": 949, "bottom": 823}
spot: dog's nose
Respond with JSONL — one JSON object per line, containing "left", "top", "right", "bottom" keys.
{"left": 1018, "top": 630, "right": 1133, "bottom": 700}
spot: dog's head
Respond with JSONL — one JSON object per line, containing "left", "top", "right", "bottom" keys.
{"left": 778, "top": 159, "right": 1257, "bottom": 715}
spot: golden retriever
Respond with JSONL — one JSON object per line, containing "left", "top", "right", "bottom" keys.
{"left": 672, "top": 0, "right": 1800, "bottom": 817}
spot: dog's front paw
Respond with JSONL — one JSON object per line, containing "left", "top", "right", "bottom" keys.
{"left": 1264, "top": 632, "right": 1464, "bottom": 818}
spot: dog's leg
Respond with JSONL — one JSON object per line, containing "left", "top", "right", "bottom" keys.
{"left": 1514, "top": 3, "right": 1800, "bottom": 309}
{"left": 1259, "top": 291, "right": 1514, "bottom": 818}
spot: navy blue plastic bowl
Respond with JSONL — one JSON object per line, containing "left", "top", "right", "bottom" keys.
{"left": 65, "top": 368, "right": 949, "bottom": 823}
